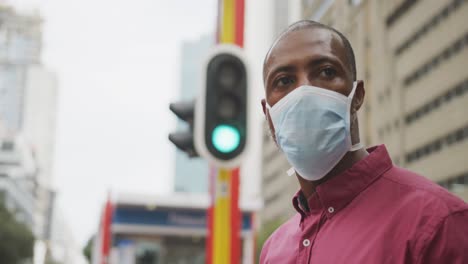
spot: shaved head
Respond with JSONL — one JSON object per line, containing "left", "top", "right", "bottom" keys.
{"left": 264, "top": 20, "right": 357, "bottom": 82}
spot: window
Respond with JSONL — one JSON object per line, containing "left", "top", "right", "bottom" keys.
{"left": 349, "top": 0, "right": 362, "bottom": 6}
{"left": 386, "top": 0, "right": 419, "bottom": 27}
{"left": 438, "top": 171, "right": 468, "bottom": 190}
{"left": 395, "top": 0, "right": 466, "bottom": 56}
{"left": 1, "top": 140, "right": 14, "bottom": 151}
{"left": 405, "top": 78, "right": 468, "bottom": 124}
{"left": 406, "top": 123, "right": 468, "bottom": 163}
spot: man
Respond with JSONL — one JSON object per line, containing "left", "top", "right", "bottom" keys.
{"left": 259, "top": 20, "right": 468, "bottom": 264}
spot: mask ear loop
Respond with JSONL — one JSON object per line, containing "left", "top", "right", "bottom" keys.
{"left": 350, "top": 142, "right": 364, "bottom": 151}
{"left": 348, "top": 82, "right": 364, "bottom": 152}
{"left": 265, "top": 102, "right": 282, "bottom": 150}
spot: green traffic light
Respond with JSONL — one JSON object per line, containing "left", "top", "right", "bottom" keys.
{"left": 212, "top": 124, "right": 241, "bottom": 153}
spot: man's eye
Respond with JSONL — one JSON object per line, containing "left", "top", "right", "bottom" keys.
{"left": 321, "top": 68, "right": 337, "bottom": 78}
{"left": 276, "top": 77, "right": 295, "bottom": 87}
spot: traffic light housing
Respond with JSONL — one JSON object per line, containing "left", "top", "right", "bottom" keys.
{"left": 168, "top": 100, "right": 198, "bottom": 158}
{"left": 195, "top": 44, "right": 249, "bottom": 168}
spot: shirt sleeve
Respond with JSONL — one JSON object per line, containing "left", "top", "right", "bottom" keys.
{"left": 418, "top": 210, "right": 468, "bottom": 264}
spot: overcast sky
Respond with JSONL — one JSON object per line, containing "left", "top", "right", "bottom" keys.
{"left": 12, "top": 0, "right": 217, "bottom": 247}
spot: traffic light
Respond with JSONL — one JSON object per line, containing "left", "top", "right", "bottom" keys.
{"left": 195, "top": 44, "right": 249, "bottom": 168}
{"left": 168, "top": 99, "right": 198, "bottom": 158}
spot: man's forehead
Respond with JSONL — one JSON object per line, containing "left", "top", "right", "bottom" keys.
{"left": 263, "top": 27, "right": 345, "bottom": 78}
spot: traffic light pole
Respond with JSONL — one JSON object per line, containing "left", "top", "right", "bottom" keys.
{"left": 207, "top": 166, "right": 240, "bottom": 264}
{"left": 206, "top": 1, "right": 245, "bottom": 264}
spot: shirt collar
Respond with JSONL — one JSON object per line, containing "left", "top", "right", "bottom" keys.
{"left": 292, "top": 145, "right": 393, "bottom": 219}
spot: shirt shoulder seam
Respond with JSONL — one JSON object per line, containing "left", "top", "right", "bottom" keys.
{"left": 381, "top": 172, "right": 457, "bottom": 205}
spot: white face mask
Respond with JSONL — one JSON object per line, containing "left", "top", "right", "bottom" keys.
{"left": 267, "top": 82, "right": 363, "bottom": 181}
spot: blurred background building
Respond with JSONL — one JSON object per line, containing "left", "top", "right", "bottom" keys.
{"left": 0, "top": 131, "right": 37, "bottom": 228}
{"left": 260, "top": 0, "right": 468, "bottom": 233}
{"left": 91, "top": 192, "right": 256, "bottom": 264}
{"left": 0, "top": 5, "right": 41, "bottom": 132}
{"left": 0, "top": 4, "right": 82, "bottom": 264}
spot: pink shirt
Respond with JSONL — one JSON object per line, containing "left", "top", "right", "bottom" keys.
{"left": 260, "top": 145, "right": 468, "bottom": 264}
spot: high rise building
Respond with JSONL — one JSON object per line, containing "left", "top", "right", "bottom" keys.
{"left": 22, "top": 65, "right": 58, "bottom": 239}
{"left": 22, "top": 65, "right": 57, "bottom": 186}
{"left": 0, "top": 4, "right": 66, "bottom": 259}
{"left": 0, "top": 5, "right": 42, "bottom": 132}
{"left": 377, "top": 0, "right": 468, "bottom": 201}
{"left": 0, "top": 5, "right": 59, "bottom": 240}
{"left": 0, "top": 131, "right": 37, "bottom": 228}
{"left": 0, "top": 4, "right": 85, "bottom": 263}
{"left": 260, "top": 0, "right": 468, "bottom": 227}
{"left": 173, "top": 35, "right": 213, "bottom": 193}
{"left": 0, "top": 5, "right": 45, "bottom": 234}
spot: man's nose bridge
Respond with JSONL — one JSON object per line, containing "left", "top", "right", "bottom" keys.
{"left": 297, "top": 72, "right": 311, "bottom": 87}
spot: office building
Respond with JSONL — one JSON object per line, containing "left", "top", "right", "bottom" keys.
{"left": 22, "top": 65, "right": 58, "bottom": 239}
{"left": 0, "top": 5, "right": 77, "bottom": 263}
{"left": 0, "top": 132, "right": 37, "bottom": 229}
{"left": 0, "top": 5, "right": 42, "bottom": 132}
{"left": 0, "top": 4, "right": 60, "bottom": 239}
{"left": 379, "top": 0, "right": 468, "bottom": 201}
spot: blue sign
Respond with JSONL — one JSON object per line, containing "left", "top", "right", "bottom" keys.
{"left": 113, "top": 207, "right": 252, "bottom": 230}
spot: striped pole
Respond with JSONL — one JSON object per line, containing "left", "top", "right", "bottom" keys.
{"left": 206, "top": 0, "right": 245, "bottom": 263}
{"left": 100, "top": 195, "right": 113, "bottom": 264}
{"left": 208, "top": 166, "right": 241, "bottom": 264}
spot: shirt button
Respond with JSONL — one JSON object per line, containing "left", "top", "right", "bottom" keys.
{"left": 328, "top": 207, "right": 335, "bottom": 213}
{"left": 303, "top": 239, "right": 311, "bottom": 247}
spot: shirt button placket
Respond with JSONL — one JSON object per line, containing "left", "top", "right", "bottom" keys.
{"left": 299, "top": 213, "right": 324, "bottom": 263}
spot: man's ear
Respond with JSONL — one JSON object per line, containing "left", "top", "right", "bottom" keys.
{"left": 261, "top": 99, "right": 267, "bottom": 115}
{"left": 352, "top": 80, "right": 365, "bottom": 113}
{"left": 261, "top": 99, "right": 277, "bottom": 144}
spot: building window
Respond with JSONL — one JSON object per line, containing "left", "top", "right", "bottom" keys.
{"left": 1, "top": 140, "right": 14, "bottom": 151}
{"left": 405, "top": 78, "right": 468, "bottom": 125}
{"left": 264, "top": 169, "right": 281, "bottom": 186}
{"left": 379, "top": 128, "right": 384, "bottom": 139}
{"left": 386, "top": 0, "right": 419, "bottom": 27}
{"left": 403, "top": 31, "right": 468, "bottom": 87}
{"left": 349, "top": 0, "right": 362, "bottom": 6}
{"left": 406, "top": 123, "right": 468, "bottom": 163}
{"left": 263, "top": 147, "right": 281, "bottom": 165}
{"left": 438, "top": 171, "right": 468, "bottom": 190}
{"left": 395, "top": 0, "right": 466, "bottom": 56}
{"left": 264, "top": 192, "right": 282, "bottom": 206}
{"left": 378, "top": 92, "right": 384, "bottom": 103}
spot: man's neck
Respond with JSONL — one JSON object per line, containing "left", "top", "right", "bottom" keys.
{"left": 297, "top": 148, "right": 369, "bottom": 199}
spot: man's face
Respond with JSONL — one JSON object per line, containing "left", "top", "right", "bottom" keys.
{"left": 261, "top": 27, "right": 361, "bottom": 142}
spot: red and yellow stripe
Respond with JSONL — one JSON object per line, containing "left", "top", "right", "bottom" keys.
{"left": 217, "top": 0, "right": 245, "bottom": 47}
{"left": 208, "top": 167, "right": 241, "bottom": 264}
{"left": 207, "top": 1, "right": 244, "bottom": 263}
